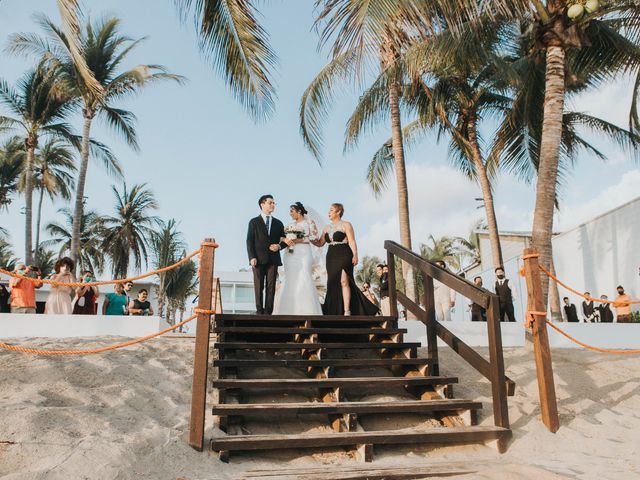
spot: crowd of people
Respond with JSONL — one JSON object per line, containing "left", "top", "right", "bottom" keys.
{"left": 562, "top": 285, "right": 634, "bottom": 323}
{"left": 360, "top": 261, "right": 636, "bottom": 324}
{"left": 0, "top": 258, "right": 154, "bottom": 316}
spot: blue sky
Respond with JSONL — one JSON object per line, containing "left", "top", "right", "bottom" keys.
{"left": 1, "top": 0, "right": 639, "bottom": 272}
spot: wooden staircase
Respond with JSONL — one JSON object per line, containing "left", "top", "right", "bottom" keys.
{"left": 209, "top": 313, "right": 511, "bottom": 462}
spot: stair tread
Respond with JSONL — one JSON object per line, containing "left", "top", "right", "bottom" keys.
{"left": 210, "top": 426, "right": 510, "bottom": 451}
{"left": 212, "top": 376, "right": 457, "bottom": 388}
{"left": 217, "top": 315, "right": 396, "bottom": 322}
{"left": 212, "top": 398, "right": 482, "bottom": 415}
{"left": 213, "top": 327, "right": 406, "bottom": 334}
{"left": 214, "top": 342, "right": 419, "bottom": 349}
{"left": 213, "top": 358, "right": 434, "bottom": 367}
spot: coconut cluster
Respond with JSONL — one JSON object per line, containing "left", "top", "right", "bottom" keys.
{"left": 567, "top": 0, "right": 601, "bottom": 20}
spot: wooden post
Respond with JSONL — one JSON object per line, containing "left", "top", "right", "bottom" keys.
{"left": 189, "top": 238, "right": 216, "bottom": 450}
{"left": 422, "top": 274, "right": 439, "bottom": 376}
{"left": 523, "top": 247, "right": 560, "bottom": 433}
{"left": 486, "top": 295, "right": 510, "bottom": 451}
{"left": 386, "top": 250, "right": 398, "bottom": 318}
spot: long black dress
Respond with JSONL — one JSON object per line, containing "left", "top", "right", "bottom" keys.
{"left": 322, "top": 225, "right": 379, "bottom": 316}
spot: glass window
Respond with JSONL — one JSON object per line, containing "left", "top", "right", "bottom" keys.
{"left": 221, "top": 285, "right": 234, "bottom": 304}
{"left": 235, "top": 285, "right": 254, "bottom": 304}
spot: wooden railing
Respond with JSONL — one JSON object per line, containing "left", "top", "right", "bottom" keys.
{"left": 385, "top": 241, "right": 514, "bottom": 436}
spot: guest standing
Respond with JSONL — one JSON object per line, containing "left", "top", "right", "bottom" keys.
{"left": 470, "top": 276, "right": 487, "bottom": 322}
{"left": 123, "top": 281, "right": 134, "bottom": 315}
{"left": 9, "top": 264, "right": 43, "bottom": 313}
{"left": 433, "top": 261, "right": 455, "bottom": 322}
{"left": 361, "top": 282, "right": 378, "bottom": 307}
{"left": 128, "top": 289, "right": 154, "bottom": 316}
{"left": 597, "top": 295, "right": 614, "bottom": 323}
{"left": 614, "top": 285, "right": 632, "bottom": 323}
{"left": 45, "top": 257, "right": 76, "bottom": 314}
{"left": 563, "top": 297, "right": 579, "bottom": 322}
{"left": 313, "top": 203, "right": 378, "bottom": 316}
{"left": 103, "top": 283, "right": 128, "bottom": 315}
{"left": 495, "top": 267, "right": 516, "bottom": 322}
{"left": 377, "top": 264, "right": 390, "bottom": 316}
{"left": 0, "top": 282, "right": 10, "bottom": 313}
{"left": 582, "top": 292, "right": 596, "bottom": 322}
{"left": 73, "top": 270, "right": 99, "bottom": 315}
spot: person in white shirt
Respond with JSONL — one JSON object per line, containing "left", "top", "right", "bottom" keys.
{"left": 434, "top": 260, "right": 456, "bottom": 321}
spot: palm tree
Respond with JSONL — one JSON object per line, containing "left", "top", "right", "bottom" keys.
{"left": 32, "top": 247, "right": 57, "bottom": 278}
{"left": 0, "top": 235, "right": 17, "bottom": 271}
{"left": 16, "top": 139, "right": 76, "bottom": 256}
{"left": 355, "top": 255, "right": 383, "bottom": 286}
{"left": 101, "top": 183, "right": 160, "bottom": 279}
{"left": 9, "top": 14, "right": 184, "bottom": 267}
{"left": 0, "top": 137, "right": 24, "bottom": 211}
{"left": 43, "top": 207, "right": 105, "bottom": 275}
{"left": 0, "top": 61, "right": 76, "bottom": 264}
{"left": 165, "top": 255, "right": 198, "bottom": 328}
{"left": 420, "top": 235, "right": 464, "bottom": 271}
{"left": 150, "top": 219, "right": 187, "bottom": 320}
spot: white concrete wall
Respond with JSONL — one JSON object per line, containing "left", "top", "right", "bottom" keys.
{"left": 401, "top": 319, "right": 639, "bottom": 348}
{"left": 552, "top": 199, "right": 640, "bottom": 315}
{"left": 0, "top": 314, "right": 168, "bottom": 338}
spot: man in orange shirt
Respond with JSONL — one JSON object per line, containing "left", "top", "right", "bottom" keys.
{"left": 9, "top": 264, "right": 43, "bottom": 313}
{"left": 614, "top": 285, "right": 632, "bottom": 323}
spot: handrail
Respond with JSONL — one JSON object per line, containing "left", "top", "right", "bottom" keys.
{"left": 385, "top": 240, "right": 511, "bottom": 452}
{"left": 385, "top": 241, "right": 491, "bottom": 308}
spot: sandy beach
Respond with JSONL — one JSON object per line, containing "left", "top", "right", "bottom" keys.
{"left": 0, "top": 338, "right": 638, "bottom": 479}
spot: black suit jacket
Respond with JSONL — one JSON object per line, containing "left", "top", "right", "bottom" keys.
{"left": 247, "top": 215, "right": 287, "bottom": 266}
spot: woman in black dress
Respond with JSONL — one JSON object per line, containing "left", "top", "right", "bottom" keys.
{"left": 313, "top": 203, "right": 378, "bottom": 316}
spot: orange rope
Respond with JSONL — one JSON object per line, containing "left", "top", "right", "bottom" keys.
{"left": 538, "top": 265, "right": 640, "bottom": 305}
{"left": 521, "top": 253, "right": 540, "bottom": 260}
{"left": 0, "top": 309, "right": 217, "bottom": 356}
{"left": 0, "top": 244, "right": 212, "bottom": 288}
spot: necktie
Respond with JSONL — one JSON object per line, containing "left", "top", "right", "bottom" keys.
{"left": 265, "top": 215, "right": 271, "bottom": 234}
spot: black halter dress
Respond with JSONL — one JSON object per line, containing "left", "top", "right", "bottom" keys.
{"left": 322, "top": 223, "right": 379, "bottom": 316}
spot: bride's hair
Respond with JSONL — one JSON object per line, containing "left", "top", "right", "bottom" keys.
{"left": 290, "top": 202, "right": 308, "bottom": 216}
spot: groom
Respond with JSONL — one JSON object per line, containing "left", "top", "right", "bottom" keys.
{"left": 246, "top": 195, "right": 288, "bottom": 315}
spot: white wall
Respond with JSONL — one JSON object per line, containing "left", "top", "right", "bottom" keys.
{"left": 0, "top": 314, "right": 168, "bottom": 338}
{"left": 401, "top": 319, "right": 639, "bottom": 349}
{"left": 552, "top": 198, "right": 640, "bottom": 314}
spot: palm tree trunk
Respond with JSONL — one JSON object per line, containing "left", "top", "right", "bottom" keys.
{"left": 467, "top": 117, "right": 504, "bottom": 269}
{"left": 23, "top": 136, "right": 37, "bottom": 264}
{"left": 549, "top": 257, "right": 562, "bottom": 321}
{"left": 532, "top": 44, "right": 566, "bottom": 308}
{"left": 35, "top": 187, "right": 45, "bottom": 257}
{"left": 71, "top": 110, "right": 94, "bottom": 269}
{"left": 388, "top": 76, "right": 416, "bottom": 301}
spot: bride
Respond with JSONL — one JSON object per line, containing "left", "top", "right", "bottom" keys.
{"left": 273, "top": 202, "right": 323, "bottom": 315}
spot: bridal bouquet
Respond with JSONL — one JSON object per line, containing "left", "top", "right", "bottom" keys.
{"left": 284, "top": 225, "right": 305, "bottom": 253}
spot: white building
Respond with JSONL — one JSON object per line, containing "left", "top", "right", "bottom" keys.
{"left": 217, "top": 270, "right": 255, "bottom": 314}
{"left": 468, "top": 196, "right": 640, "bottom": 322}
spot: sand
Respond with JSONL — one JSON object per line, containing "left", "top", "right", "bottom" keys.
{"left": 0, "top": 337, "right": 639, "bottom": 479}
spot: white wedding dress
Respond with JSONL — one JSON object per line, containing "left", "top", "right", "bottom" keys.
{"left": 273, "top": 219, "right": 323, "bottom": 315}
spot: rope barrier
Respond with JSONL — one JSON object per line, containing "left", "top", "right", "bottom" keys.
{"left": 0, "top": 241, "right": 217, "bottom": 288}
{"left": 538, "top": 264, "right": 640, "bottom": 305}
{"left": 525, "top": 310, "right": 640, "bottom": 354}
{"left": 0, "top": 308, "right": 217, "bottom": 356}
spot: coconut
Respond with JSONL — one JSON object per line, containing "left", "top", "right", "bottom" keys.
{"left": 568, "top": 3, "right": 585, "bottom": 19}
{"left": 585, "top": 0, "right": 599, "bottom": 13}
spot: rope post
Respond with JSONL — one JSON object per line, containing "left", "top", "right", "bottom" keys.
{"left": 523, "top": 247, "right": 559, "bottom": 433}
{"left": 189, "top": 238, "right": 216, "bottom": 451}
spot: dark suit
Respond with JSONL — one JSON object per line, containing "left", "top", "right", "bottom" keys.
{"left": 246, "top": 215, "right": 286, "bottom": 314}
{"left": 495, "top": 279, "right": 516, "bottom": 322}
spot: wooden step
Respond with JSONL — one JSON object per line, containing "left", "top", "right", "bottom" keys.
{"left": 216, "top": 315, "right": 395, "bottom": 326}
{"left": 213, "top": 358, "right": 434, "bottom": 369}
{"left": 213, "top": 342, "right": 419, "bottom": 351}
{"left": 210, "top": 426, "right": 510, "bottom": 452}
{"left": 212, "top": 399, "right": 481, "bottom": 416}
{"left": 213, "top": 327, "right": 406, "bottom": 335}
{"left": 211, "top": 376, "right": 457, "bottom": 390}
